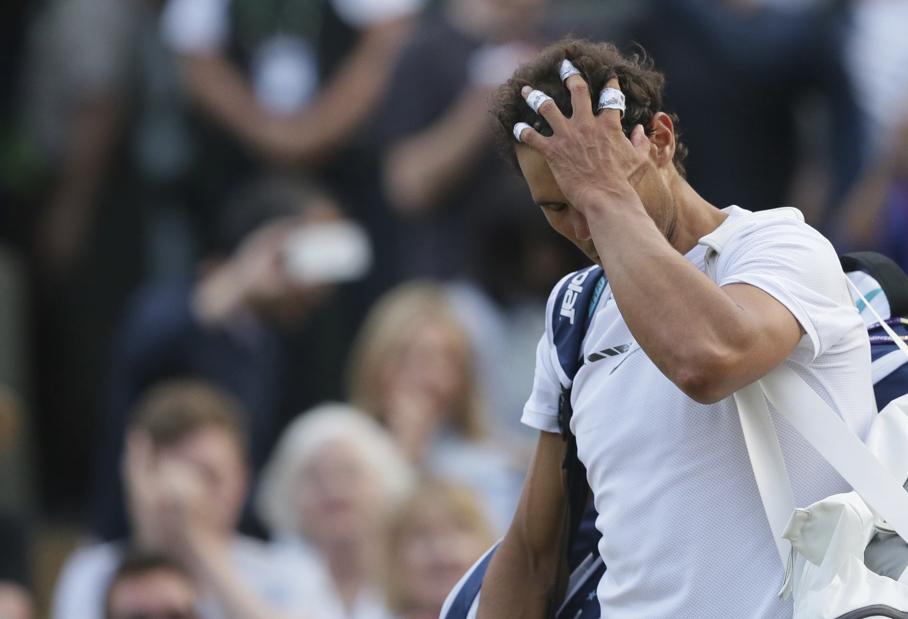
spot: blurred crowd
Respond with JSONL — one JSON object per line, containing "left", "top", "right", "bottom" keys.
{"left": 0, "top": 0, "right": 906, "bottom": 616}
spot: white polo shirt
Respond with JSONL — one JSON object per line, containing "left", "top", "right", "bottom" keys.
{"left": 522, "top": 206, "right": 875, "bottom": 618}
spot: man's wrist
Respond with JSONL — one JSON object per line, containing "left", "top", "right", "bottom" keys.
{"left": 579, "top": 181, "right": 644, "bottom": 217}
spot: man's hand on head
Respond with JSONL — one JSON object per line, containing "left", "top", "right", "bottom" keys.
{"left": 514, "top": 68, "right": 652, "bottom": 216}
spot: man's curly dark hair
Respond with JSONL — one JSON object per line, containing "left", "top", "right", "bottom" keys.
{"left": 491, "top": 38, "right": 688, "bottom": 176}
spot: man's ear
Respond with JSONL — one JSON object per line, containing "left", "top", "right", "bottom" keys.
{"left": 648, "top": 112, "right": 676, "bottom": 169}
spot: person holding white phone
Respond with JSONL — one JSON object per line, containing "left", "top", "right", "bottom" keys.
{"left": 90, "top": 175, "right": 372, "bottom": 543}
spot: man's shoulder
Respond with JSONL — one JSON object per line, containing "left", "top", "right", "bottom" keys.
{"left": 720, "top": 206, "right": 834, "bottom": 256}
{"left": 712, "top": 207, "right": 843, "bottom": 282}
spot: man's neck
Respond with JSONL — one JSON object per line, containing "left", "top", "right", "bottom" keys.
{"left": 666, "top": 176, "right": 728, "bottom": 255}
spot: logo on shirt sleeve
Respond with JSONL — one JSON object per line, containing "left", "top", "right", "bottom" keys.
{"left": 587, "top": 343, "right": 632, "bottom": 362}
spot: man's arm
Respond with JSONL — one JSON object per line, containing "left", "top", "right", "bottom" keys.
{"left": 585, "top": 204, "right": 803, "bottom": 404}
{"left": 478, "top": 431, "right": 568, "bottom": 619}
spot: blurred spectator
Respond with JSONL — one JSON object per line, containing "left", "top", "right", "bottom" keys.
{"left": 0, "top": 578, "right": 31, "bottom": 619}
{"left": 627, "top": 0, "right": 862, "bottom": 226}
{"left": 0, "top": 386, "right": 32, "bottom": 619}
{"left": 375, "top": 0, "right": 547, "bottom": 280}
{"left": 835, "top": 0, "right": 908, "bottom": 263}
{"left": 845, "top": 0, "right": 908, "bottom": 156}
{"left": 384, "top": 481, "right": 493, "bottom": 619}
{"left": 23, "top": 0, "right": 163, "bottom": 273}
{"left": 21, "top": 0, "right": 188, "bottom": 515}
{"left": 446, "top": 213, "right": 588, "bottom": 457}
{"left": 159, "top": 0, "right": 424, "bottom": 226}
{"left": 836, "top": 111, "right": 908, "bottom": 271}
{"left": 257, "top": 404, "right": 416, "bottom": 619}
{"left": 92, "top": 176, "right": 356, "bottom": 540}
{"left": 55, "top": 380, "right": 325, "bottom": 619}
{"left": 0, "top": 0, "right": 33, "bottom": 239}
{"left": 369, "top": 0, "right": 590, "bottom": 443}
{"left": 104, "top": 551, "right": 198, "bottom": 619}
{"left": 347, "top": 281, "right": 523, "bottom": 533}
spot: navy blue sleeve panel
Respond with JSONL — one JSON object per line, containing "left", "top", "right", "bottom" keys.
{"left": 551, "top": 266, "right": 606, "bottom": 382}
{"left": 872, "top": 321, "right": 908, "bottom": 411}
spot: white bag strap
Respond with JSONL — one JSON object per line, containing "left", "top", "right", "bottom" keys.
{"left": 733, "top": 384, "right": 795, "bottom": 567}
{"left": 759, "top": 365, "right": 908, "bottom": 541}
{"left": 701, "top": 207, "right": 803, "bottom": 569}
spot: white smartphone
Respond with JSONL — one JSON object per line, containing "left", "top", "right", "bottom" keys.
{"left": 282, "top": 220, "right": 372, "bottom": 285}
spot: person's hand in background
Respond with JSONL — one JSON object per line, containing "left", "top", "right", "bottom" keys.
{"left": 0, "top": 583, "right": 32, "bottom": 619}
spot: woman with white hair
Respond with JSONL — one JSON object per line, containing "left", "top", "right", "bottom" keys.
{"left": 257, "top": 403, "right": 416, "bottom": 619}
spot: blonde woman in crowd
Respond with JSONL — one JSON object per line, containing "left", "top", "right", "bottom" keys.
{"left": 385, "top": 481, "right": 494, "bottom": 619}
{"left": 346, "top": 281, "right": 523, "bottom": 533}
{"left": 256, "top": 404, "right": 416, "bottom": 619}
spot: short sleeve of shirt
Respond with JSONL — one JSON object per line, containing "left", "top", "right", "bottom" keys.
{"left": 713, "top": 214, "right": 857, "bottom": 362}
{"left": 160, "top": 0, "right": 230, "bottom": 53}
{"left": 521, "top": 274, "right": 573, "bottom": 434}
{"left": 331, "top": 0, "right": 425, "bottom": 29}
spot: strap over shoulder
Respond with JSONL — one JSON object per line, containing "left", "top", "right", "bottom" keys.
{"left": 550, "top": 266, "right": 607, "bottom": 385}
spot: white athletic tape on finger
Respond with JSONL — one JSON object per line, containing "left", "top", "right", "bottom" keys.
{"left": 597, "top": 87, "right": 626, "bottom": 117}
{"left": 513, "top": 122, "right": 532, "bottom": 143}
{"left": 525, "top": 89, "right": 553, "bottom": 114}
{"left": 559, "top": 59, "right": 581, "bottom": 83}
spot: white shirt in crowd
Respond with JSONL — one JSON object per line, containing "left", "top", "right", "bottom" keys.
{"left": 522, "top": 206, "right": 875, "bottom": 618}
{"left": 159, "top": 0, "right": 424, "bottom": 114}
{"left": 269, "top": 538, "right": 394, "bottom": 619}
{"left": 51, "top": 536, "right": 339, "bottom": 619}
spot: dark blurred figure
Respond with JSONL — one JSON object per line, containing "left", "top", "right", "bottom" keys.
{"left": 58, "top": 380, "right": 323, "bottom": 619}
{"left": 0, "top": 0, "right": 34, "bottom": 240}
{"left": 0, "top": 512, "right": 31, "bottom": 619}
{"left": 104, "top": 551, "right": 198, "bottom": 619}
{"left": 627, "top": 0, "right": 863, "bottom": 226}
{"left": 836, "top": 111, "right": 908, "bottom": 271}
{"left": 0, "top": 387, "right": 33, "bottom": 619}
{"left": 373, "top": 0, "right": 600, "bottom": 442}
{"left": 92, "top": 176, "right": 358, "bottom": 541}
{"left": 21, "top": 0, "right": 188, "bottom": 516}
{"left": 376, "top": 0, "right": 550, "bottom": 279}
